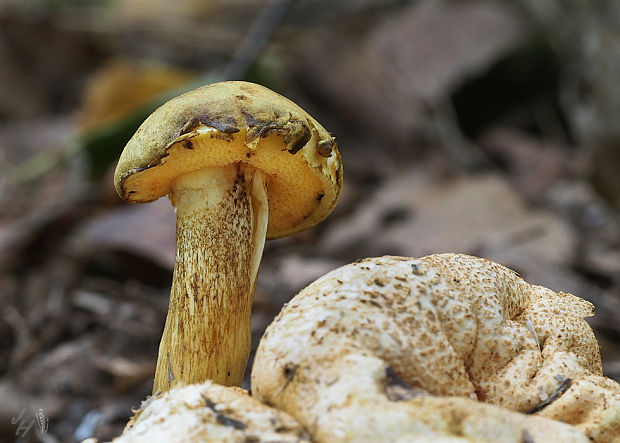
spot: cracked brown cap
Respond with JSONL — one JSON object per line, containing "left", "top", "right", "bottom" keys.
{"left": 114, "top": 81, "right": 342, "bottom": 238}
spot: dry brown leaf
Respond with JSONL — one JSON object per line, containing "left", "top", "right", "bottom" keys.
{"left": 78, "top": 59, "right": 195, "bottom": 131}
{"left": 322, "top": 169, "right": 575, "bottom": 270}
{"left": 301, "top": 1, "right": 524, "bottom": 139}
{"left": 76, "top": 197, "right": 176, "bottom": 269}
{"left": 479, "top": 127, "right": 571, "bottom": 200}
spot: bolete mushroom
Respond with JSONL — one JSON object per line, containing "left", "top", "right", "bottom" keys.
{"left": 252, "top": 254, "right": 620, "bottom": 442}
{"left": 114, "top": 81, "right": 342, "bottom": 393}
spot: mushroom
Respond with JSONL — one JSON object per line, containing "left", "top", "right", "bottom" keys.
{"left": 252, "top": 254, "right": 620, "bottom": 442}
{"left": 110, "top": 381, "right": 310, "bottom": 442}
{"left": 114, "top": 81, "right": 342, "bottom": 393}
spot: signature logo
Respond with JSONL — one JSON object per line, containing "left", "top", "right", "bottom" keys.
{"left": 11, "top": 408, "right": 48, "bottom": 438}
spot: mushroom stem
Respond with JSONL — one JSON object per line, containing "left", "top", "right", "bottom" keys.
{"left": 153, "top": 163, "right": 268, "bottom": 393}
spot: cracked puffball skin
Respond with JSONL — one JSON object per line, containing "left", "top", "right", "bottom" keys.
{"left": 251, "top": 253, "right": 620, "bottom": 442}
{"left": 111, "top": 381, "right": 310, "bottom": 443}
{"left": 113, "top": 81, "right": 342, "bottom": 393}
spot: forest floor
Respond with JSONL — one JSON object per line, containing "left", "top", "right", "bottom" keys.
{"left": 0, "top": 1, "right": 619, "bottom": 441}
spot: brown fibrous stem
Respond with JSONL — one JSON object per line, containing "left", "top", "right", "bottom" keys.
{"left": 153, "top": 163, "right": 268, "bottom": 393}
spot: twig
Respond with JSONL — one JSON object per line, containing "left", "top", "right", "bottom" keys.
{"left": 526, "top": 377, "right": 572, "bottom": 414}
{"left": 4, "top": 305, "right": 35, "bottom": 374}
{"left": 427, "top": 97, "right": 489, "bottom": 170}
{"left": 525, "top": 317, "right": 540, "bottom": 351}
{"left": 221, "top": 0, "right": 294, "bottom": 80}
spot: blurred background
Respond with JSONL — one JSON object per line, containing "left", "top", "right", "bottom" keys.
{"left": 1, "top": 0, "right": 619, "bottom": 441}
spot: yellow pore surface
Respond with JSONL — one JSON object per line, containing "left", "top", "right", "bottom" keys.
{"left": 122, "top": 129, "right": 325, "bottom": 238}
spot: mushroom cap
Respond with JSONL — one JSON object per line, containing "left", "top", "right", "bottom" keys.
{"left": 114, "top": 81, "right": 342, "bottom": 239}
{"left": 252, "top": 253, "right": 619, "bottom": 442}
{"left": 113, "top": 380, "right": 310, "bottom": 442}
